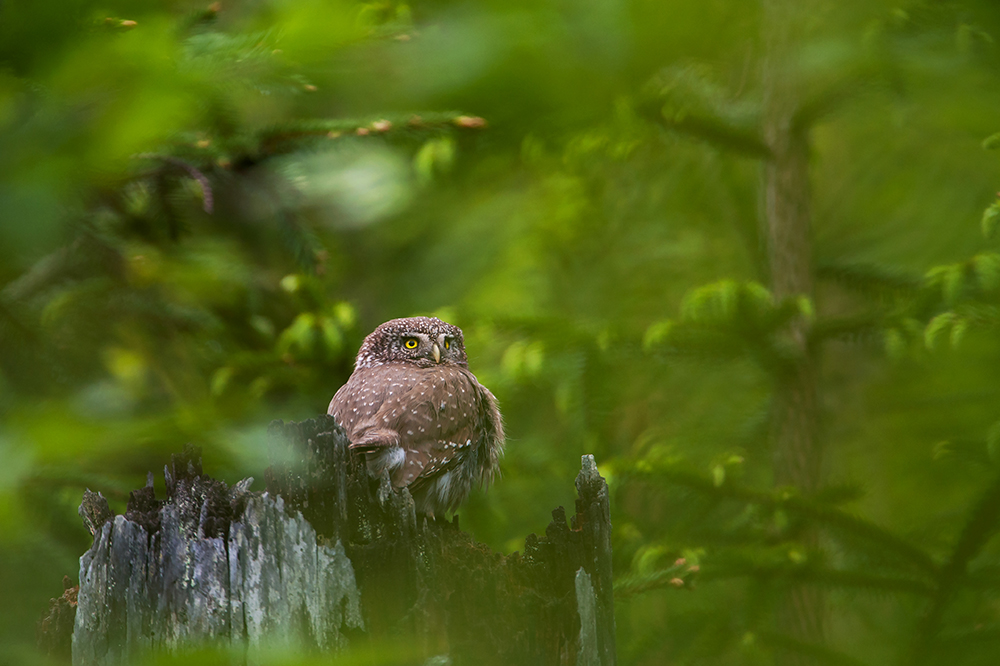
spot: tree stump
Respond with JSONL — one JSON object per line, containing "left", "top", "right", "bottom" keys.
{"left": 59, "top": 416, "right": 616, "bottom": 665}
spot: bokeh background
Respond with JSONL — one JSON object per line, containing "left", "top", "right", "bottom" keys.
{"left": 3, "top": 1, "right": 1000, "bottom": 664}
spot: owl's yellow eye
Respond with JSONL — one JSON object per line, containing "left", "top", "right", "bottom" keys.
{"left": 444, "top": 339, "right": 451, "bottom": 350}
{"left": 404, "top": 338, "right": 419, "bottom": 349}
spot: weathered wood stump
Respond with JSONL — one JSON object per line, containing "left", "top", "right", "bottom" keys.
{"left": 61, "top": 416, "right": 615, "bottom": 665}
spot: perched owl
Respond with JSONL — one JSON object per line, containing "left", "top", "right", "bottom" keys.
{"left": 328, "top": 316, "right": 504, "bottom": 516}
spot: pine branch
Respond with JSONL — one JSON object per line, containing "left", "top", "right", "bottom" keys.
{"left": 277, "top": 213, "right": 323, "bottom": 273}
{"left": 952, "top": 303, "right": 1000, "bottom": 327}
{"left": 703, "top": 561, "right": 933, "bottom": 596}
{"left": 812, "top": 483, "right": 866, "bottom": 506}
{"left": 791, "top": 61, "right": 889, "bottom": 134}
{"left": 639, "top": 65, "right": 770, "bottom": 158}
{"left": 0, "top": 298, "right": 35, "bottom": 341}
{"left": 760, "top": 631, "right": 872, "bottom": 666}
{"left": 1, "top": 232, "right": 126, "bottom": 306}
{"left": 622, "top": 463, "right": 938, "bottom": 576}
{"left": 1, "top": 240, "right": 83, "bottom": 304}
{"left": 615, "top": 567, "right": 696, "bottom": 597}
{"left": 134, "top": 154, "right": 214, "bottom": 213}
{"left": 816, "top": 259, "right": 922, "bottom": 297}
{"left": 911, "top": 471, "right": 1000, "bottom": 660}
{"left": 964, "top": 563, "right": 1000, "bottom": 590}
{"left": 810, "top": 313, "right": 887, "bottom": 346}
{"left": 936, "top": 625, "right": 1000, "bottom": 646}
{"left": 651, "top": 109, "right": 772, "bottom": 158}
{"left": 255, "top": 111, "right": 487, "bottom": 153}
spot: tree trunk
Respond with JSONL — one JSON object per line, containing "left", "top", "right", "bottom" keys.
{"left": 761, "top": 0, "right": 825, "bottom": 662}
{"left": 50, "top": 416, "right": 616, "bottom": 666}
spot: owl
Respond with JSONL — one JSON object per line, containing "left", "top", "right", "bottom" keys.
{"left": 328, "top": 316, "right": 504, "bottom": 516}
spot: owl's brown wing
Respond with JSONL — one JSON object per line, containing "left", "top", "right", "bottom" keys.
{"left": 393, "top": 367, "right": 484, "bottom": 488}
{"left": 330, "top": 364, "right": 488, "bottom": 489}
{"left": 404, "top": 367, "right": 503, "bottom": 493}
{"left": 328, "top": 363, "right": 424, "bottom": 447}
{"left": 471, "top": 380, "right": 504, "bottom": 486}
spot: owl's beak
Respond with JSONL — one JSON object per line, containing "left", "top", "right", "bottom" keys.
{"left": 432, "top": 343, "right": 441, "bottom": 363}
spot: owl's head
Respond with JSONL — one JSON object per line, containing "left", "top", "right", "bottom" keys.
{"left": 355, "top": 316, "right": 468, "bottom": 369}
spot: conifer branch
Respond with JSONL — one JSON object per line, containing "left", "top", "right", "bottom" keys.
{"left": 255, "top": 112, "right": 487, "bottom": 152}
{"left": 615, "top": 566, "right": 698, "bottom": 597}
{"left": 816, "top": 260, "right": 922, "bottom": 297}
{"left": 964, "top": 564, "right": 1000, "bottom": 590}
{"left": 277, "top": 213, "right": 323, "bottom": 273}
{"left": 810, "top": 313, "right": 887, "bottom": 345}
{"left": 935, "top": 625, "right": 1000, "bottom": 646}
{"left": 623, "top": 464, "right": 938, "bottom": 576}
{"left": 134, "top": 154, "right": 214, "bottom": 213}
{"left": 760, "top": 631, "right": 872, "bottom": 666}
{"left": 639, "top": 65, "right": 770, "bottom": 158}
{"left": 704, "top": 562, "right": 933, "bottom": 596}
{"left": 911, "top": 471, "right": 1000, "bottom": 659}
{"left": 0, "top": 299, "right": 35, "bottom": 340}
{"left": 650, "top": 110, "right": 772, "bottom": 158}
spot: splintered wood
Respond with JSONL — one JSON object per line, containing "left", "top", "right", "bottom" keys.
{"left": 64, "top": 416, "right": 615, "bottom": 665}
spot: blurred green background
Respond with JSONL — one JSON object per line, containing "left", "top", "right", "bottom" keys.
{"left": 4, "top": 1, "right": 1000, "bottom": 664}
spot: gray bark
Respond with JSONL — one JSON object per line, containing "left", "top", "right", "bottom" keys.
{"left": 63, "top": 416, "right": 616, "bottom": 666}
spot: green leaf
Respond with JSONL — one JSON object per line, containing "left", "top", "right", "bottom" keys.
{"left": 949, "top": 317, "right": 969, "bottom": 348}
{"left": 982, "top": 202, "right": 1000, "bottom": 239}
{"left": 796, "top": 295, "right": 815, "bottom": 321}
{"left": 924, "top": 312, "right": 956, "bottom": 350}
{"left": 643, "top": 320, "right": 673, "bottom": 350}
{"left": 987, "top": 422, "right": 1000, "bottom": 465}
{"left": 211, "top": 366, "right": 234, "bottom": 397}
{"left": 332, "top": 302, "right": 356, "bottom": 329}
{"left": 973, "top": 253, "right": 1000, "bottom": 291}
{"left": 280, "top": 274, "right": 302, "bottom": 293}
{"left": 633, "top": 544, "right": 671, "bottom": 573}
{"left": 249, "top": 315, "right": 275, "bottom": 340}
{"left": 320, "top": 317, "right": 344, "bottom": 355}
{"left": 884, "top": 328, "right": 906, "bottom": 360}
{"left": 680, "top": 279, "right": 773, "bottom": 324}
{"left": 712, "top": 464, "right": 725, "bottom": 487}
{"left": 944, "top": 265, "right": 965, "bottom": 304}
{"left": 414, "top": 137, "right": 456, "bottom": 185}
{"left": 277, "top": 312, "right": 313, "bottom": 352}
{"left": 501, "top": 340, "right": 545, "bottom": 379}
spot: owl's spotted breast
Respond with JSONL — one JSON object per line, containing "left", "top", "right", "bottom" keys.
{"left": 327, "top": 317, "right": 503, "bottom": 515}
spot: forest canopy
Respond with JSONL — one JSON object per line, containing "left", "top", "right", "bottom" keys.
{"left": 3, "top": 1, "right": 1000, "bottom": 665}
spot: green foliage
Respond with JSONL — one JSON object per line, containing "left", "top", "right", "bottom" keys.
{"left": 5, "top": 1, "right": 1000, "bottom": 666}
{"left": 981, "top": 200, "right": 1000, "bottom": 238}
{"left": 641, "top": 64, "right": 769, "bottom": 157}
